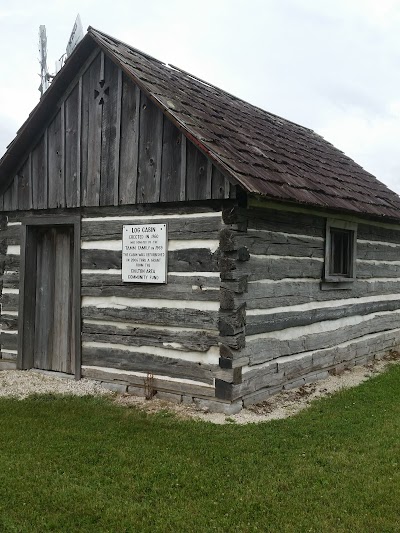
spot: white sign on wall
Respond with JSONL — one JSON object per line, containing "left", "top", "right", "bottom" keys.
{"left": 122, "top": 224, "right": 167, "bottom": 283}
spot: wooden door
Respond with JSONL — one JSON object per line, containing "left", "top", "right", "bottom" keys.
{"left": 33, "top": 226, "right": 75, "bottom": 374}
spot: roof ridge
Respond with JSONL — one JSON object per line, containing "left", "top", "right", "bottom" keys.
{"left": 89, "top": 26, "right": 318, "bottom": 137}
{"left": 88, "top": 27, "right": 165, "bottom": 66}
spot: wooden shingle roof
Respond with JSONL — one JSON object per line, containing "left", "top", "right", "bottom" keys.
{"left": 2, "top": 27, "right": 400, "bottom": 220}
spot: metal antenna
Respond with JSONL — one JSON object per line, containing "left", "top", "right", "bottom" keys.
{"left": 38, "top": 25, "right": 49, "bottom": 97}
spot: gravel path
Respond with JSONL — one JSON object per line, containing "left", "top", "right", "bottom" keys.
{"left": 1, "top": 353, "right": 399, "bottom": 424}
{"left": 0, "top": 370, "right": 110, "bottom": 399}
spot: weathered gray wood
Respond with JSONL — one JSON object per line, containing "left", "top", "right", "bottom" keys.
{"left": 113, "top": 68, "right": 122, "bottom": 206}
{"left": 1, "top": 293, "right": 19, "bottom": 312}
{"left": 186, "top": 139, "right": 209, "bottom": 201}
{"left": 206, "top": 159, "right": 212, "bottom": 198}
{"left": 1, "top": 331, "right": 17, "bottom": 350}
{"left": 65, "top": 84, "right": 80, "bottom": 208}
{"left": 238, "top": 230, "right": 324, "bottom": 257}
{"left": 357, "top": 241, "right": 400, "bottom": 262}
{"left": 81, "top": 215, "right": 222, "bottom": 241}
{"left": 81, "top": 277, "right": 220, "bottom": 301}
{"left": 246, "top": 298, "right": 400, "bottom": 335}
{"left": 216, "top": 363, "right": 283, "bottom": 401}
{"left": 47, "top": 110, "right": 63, "bottom": 208}
{"left": 0, "top": 314, "right": 18, "bottom": 330}
{"left": 246, "top": 207, "right": 325, "bottom": 237}
{"left": 82, "top": 305, "right": 218, "bottom": 330}
{"left": 1, "top": 225, "right": 20, "bottom": 245}
{"left": 17, "top": 217, "right": 80, "bottom": 376}
{"left": 160, "top": 119, "right": 182, "bottom": 202}
{"left": 81, "top": 247, "right": 219, "bottom": 272}
{"left": 82, "top": 325, "right": 217, "bottom": 352}
{"left": 219, "top": 305, "right": 246, "bottom": 336}
{"left": 4, "top": 254, "right": 20, "bottom": 271}
{"left": 357, "top": 261, "right": 400, "bottom": 278}
{"left": 31, "top": 135, "right": 47, "bottom": 210}
{"left": 137, "top": 93, "right": 163, "bottom": 203}
{"left": 52, "top": 228, "right": 73, "bottom": 373}
{"left": 119, "top": 78, "right": 140, "bottom": 204}
{"left": 3, "top": 181, "right": 13, "bottom": 211}
{"left": 3, "top": 271, "right": 19, "bottom": 289}
{"left": 211, "top": 167, "right": 227, "bottom": 199}
{"left": 221, "top": 255, "right": 323, "bottom": 281}
{"left": 82, "top": 53, "right": 102, "bottom": 206}
{"left": 12, "top": 177, "right": 18, "bottom": 211}
{"left": 358, "top": 223, "right": 400, "bottom": 245}
{"left": 17, "top": 158, "right": 31, "bottom": 211}
{"left": 180, "top": 135, "right": 187, "bottom": 201}
{"left": 245, "top": 311, "right": 400, "bottom": 366}
{"left": 60, "top": 102, "right": 66, "bottom": 207}
{"left": 34, "top": 228, "right": 54, "bottom": 370}
{"left": 82, "top": 366, "right": 215, "bottom": 398}
{"left": 100, "top": 56, "right": 120, "bottom": 206}
{"left": 82, "top": 272, "right": 219, "bottom": 289}
{"left": 76, "top": 77, "right": 82, "bottom": 207}
{"left": 246, "top": 278, "right": 400, "bottom": 310}
{"left": 82, "top": 346, "right": 214, "bottom": 384}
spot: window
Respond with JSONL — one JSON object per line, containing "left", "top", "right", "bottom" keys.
{"left": 324, "top": 219, "right": 357, "bottom": 284}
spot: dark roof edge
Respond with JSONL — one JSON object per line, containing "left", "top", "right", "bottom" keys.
{"left": 248, "top": 192, "right": 400, "bottom": 226}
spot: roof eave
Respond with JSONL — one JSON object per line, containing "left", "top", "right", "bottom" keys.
{"left": 0, "top": 33, "right": 98, "bottom": 195}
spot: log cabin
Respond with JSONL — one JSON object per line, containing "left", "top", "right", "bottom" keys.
{"left": 1, "top": 28, "right": 400, "bottom": 413}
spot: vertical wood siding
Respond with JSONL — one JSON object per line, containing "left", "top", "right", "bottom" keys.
{"left": 0, "top": 51, "right": 235, "bottom": 211}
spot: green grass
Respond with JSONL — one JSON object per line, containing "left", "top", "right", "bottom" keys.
{"left": 1, "top": 366, "right": 400, "bottom": 532}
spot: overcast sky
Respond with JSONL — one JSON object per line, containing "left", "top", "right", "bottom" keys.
{"left": 1, "top": 0, "right": 399, "bottom": 193}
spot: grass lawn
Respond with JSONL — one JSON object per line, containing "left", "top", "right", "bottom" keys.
{"left": 1, "top": 366, "right": 400, "bottom": 532}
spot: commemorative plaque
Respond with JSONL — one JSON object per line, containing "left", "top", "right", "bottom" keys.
{"left": 122, "top": 224, "right": 167, "bottom": 283}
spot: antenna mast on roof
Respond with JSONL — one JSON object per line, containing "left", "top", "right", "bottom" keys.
{"left": 38, "top": 25, "right": 49, "bottom": 97}
{"left": 38, "top": 15, "right": 84, "bottom": 97}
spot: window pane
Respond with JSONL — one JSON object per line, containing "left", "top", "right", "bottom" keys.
{"left": 330, "top": 229, "right": 352, "bottom": 276}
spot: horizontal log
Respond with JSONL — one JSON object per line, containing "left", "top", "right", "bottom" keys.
{"left": 222, "top": 255, "right": 323, "bottom": 281}
{"left": 246, "top": 279, "right": 400, "bottom": 310}
{"left": 81, "top": 248, "right": 220, "bottom": 272}
{"left": 236, "top": 231, "right": 324, "bottom": 258}
{"left": 82, "top": 346, "right": 215, "bottom": 384}
{"left": 357, "top": 261, "right": 400, "bottom": 278}
{"left": 82, "top": 323, "right": 218, "bottom": 352}
{"left": 216, "top": 364, "right": 284, "bottom": 401}
{"left": 358, "top": 223, "right": 400, "bottom": 245}
{"left": 81, "top": 366, "right": 215, "bottom": 398}
{"left": 357, "top": 241, "right": 400, "bottom": 262}
{"left": 81, "top": 274, "right": 220, "bottom": 301}
{"left": 245, "top": 312, "right": 400, "bottom": 365}
{"left": 82, "top": 305, "right": 218, "bottom": 330}
{"left": 82, "top": 216, "right": 222, "bottom": 241}
{"left": 246, "top": 207, "right": 325, "bottom": 237}
{"left": 246, "top": 298, "right": 400, "bottom": 335}
{"left": 0, "top": 314, "right": 18, "bottom": 330}
{"left": 1, "top": 293, "right": 19, "bottom": 312}
{"left": 0, "top": 331, "right": 17, "bottom": 350}
{"left": 3, "top": 271, "right": 19, "bottom": 289}
{"left": 1, "top": 226, "right": 20, "bottom": 245}
{"left": 4, "top": 255, "right": 19, "bottom": 271}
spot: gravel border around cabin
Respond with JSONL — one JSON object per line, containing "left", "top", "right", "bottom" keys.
{"left": 1, "top": 352, "right": 400, "bottom": 424}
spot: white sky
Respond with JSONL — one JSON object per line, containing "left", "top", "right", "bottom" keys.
{"left": 1, "top": 0, "right": 399, "bottom": 194}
